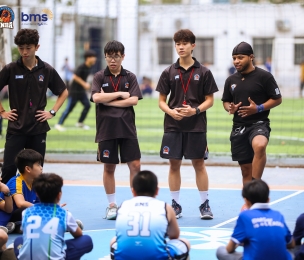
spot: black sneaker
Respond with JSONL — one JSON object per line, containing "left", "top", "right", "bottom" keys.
{"left": 172, "top": 199, "right": 182, "bottom": 219}
{"left": 199, "top": 199, "right": 213, "bottom": 219}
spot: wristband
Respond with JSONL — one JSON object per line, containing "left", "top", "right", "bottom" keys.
{"left": 257, "top": 104, "right": 264, "bottom": 113}
{"left": 4, "top": 192, "right": 11, "bottom": 197}
{"left": 0, "top": 110, "right": 5, "bottom": 115}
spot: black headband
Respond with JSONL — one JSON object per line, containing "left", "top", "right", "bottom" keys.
{"left": 232, "top": 42, "right": 254, "bottom": 56}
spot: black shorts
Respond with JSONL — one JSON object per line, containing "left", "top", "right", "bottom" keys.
{"left": 230, "top": 121, "right": 271, "bottom": 163}
{"left": 98, "top": 138, "right": 141, "bottom": 164}
{"left": 160, "top": 132, "right": 208, "bottom": 160}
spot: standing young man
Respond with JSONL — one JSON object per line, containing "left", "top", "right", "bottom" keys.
{"left": 222, "top": 42, "right": 282, "bottom": 187}
{"left": 55, "top": 50, "right": 97, "bottom": 131}
{"left": 0, "top": 29, "right": 68, "bottom": 184}
{"left": 156, "top": 29, "right": 218, "bottom": 219}
{"left": 91, "top": 41, "right": 142, "bottom": 220}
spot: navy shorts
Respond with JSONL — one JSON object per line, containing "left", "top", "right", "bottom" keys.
{"left": 98, "top": 138, "right": 141, "bottom": 164}
{"left": 160, "top": 132, "right": 208, "bottom": 160}
{"left": 230, "top": 121, "right": 271, "bottom": 163}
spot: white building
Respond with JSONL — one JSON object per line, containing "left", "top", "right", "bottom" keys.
{"left": 137, "top": 3, "right": 304, "bottom": 97}
{"left": 3, "top": 0, "right": 304, "bottom": 97}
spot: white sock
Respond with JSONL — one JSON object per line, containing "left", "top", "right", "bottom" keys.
{"left": 199, "top": 191, "right": 208, "bottom": 204}
{"left": 171, "top": 191, "right": 180, "bottom": 204}
{"left": 107, "top": 193, "right": 116, "bottom": 205}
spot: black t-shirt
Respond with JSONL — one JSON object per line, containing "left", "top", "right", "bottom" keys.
{"left": 0, "top": 56, "right": 66, "bottom": 135}
{"left": 91, "top": 66, "right": 142, "bottom": 142}
{"left": 156, "top": 58, "right": 218, "bottom": 133}
{"left": 222, "top": 67, "right": 282, "bottom": 127}
{"left": 293, "top": 213, "right": 304, "bottom": 245}
{"left": 69, "top": 63, "right": 91, "bottom": 98}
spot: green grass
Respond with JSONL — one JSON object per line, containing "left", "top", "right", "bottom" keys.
{"left": 0, "top": 97, "right": 303, "bottom": 156}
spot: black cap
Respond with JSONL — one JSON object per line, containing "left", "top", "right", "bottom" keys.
{"left": 232, "top": 42, "right": 254, "bottom": 56}
{"left": 84, "top": 50, "right": 97, "bottom": 59}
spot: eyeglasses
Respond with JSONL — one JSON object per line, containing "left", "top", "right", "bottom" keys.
{"left": 105, "top": 55, "right": 122, "bottom": 62}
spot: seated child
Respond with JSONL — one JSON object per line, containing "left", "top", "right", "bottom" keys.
{"left": 0, "top": 149, "right": 43, "bottom": 233}
{"left": 111, "top": 170, "right": 190, "bottom": 260}
{"left": 293, "top": 213, "right": 304, "bottom": 259}
{"left": 14, "top": 173, "right": 93, "bottom": 260}
{"left": 216, "top": 179, "right": 294, "bottom": 260}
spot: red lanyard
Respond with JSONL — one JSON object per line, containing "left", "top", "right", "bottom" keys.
{"left": 179, "top": 68, "right": 194, "bottom": 105}
{"left": 109, "top": 76, "right": 122, "bottom": 92}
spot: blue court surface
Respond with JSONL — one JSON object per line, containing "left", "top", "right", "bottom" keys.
{"left": 8, "top": 185, "right": 304, "bottom": 260}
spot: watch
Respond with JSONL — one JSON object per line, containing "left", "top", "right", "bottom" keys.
{"left": 49, "top": 109, "right": 56, "bottom": 117}
{"left": 4, "top": 192, "right": 11, "bottom": 197}
{"left": 196, "top": 107, "right": 201, "bottom": 115}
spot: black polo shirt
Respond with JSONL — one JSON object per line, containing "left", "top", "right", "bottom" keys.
{"left": 222, "top": 67, "right": 282, "bottom": 127}
{"left": 69, "top": 63, "right": 91, "bottom": 98}
{"left": 91, "top": 66, "right": 142, "bottom": 142}
{"left": 156, "top": 57, "right": 218, "bottom": 133}
{"left": 0, "top": 56, "right": 66, "bottom": 135}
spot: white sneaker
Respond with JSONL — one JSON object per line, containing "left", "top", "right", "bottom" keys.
{"left": 75, "top": 122, "right": 90, "bottom": 130}
{"left": 104, "top": 203, "right": 118, "bottom": 220}
{"left": 75, "top": 219, "right": 84, "bottom": 230}
{"left": 54, "top": 124, "right": 66, "bottom": 132}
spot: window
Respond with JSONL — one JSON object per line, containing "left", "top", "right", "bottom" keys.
{"left": 194, "top": 38, "right": 214, "bottom": 65}
{"left": 253, "top": 38, "right": 273, "bottom": 64}
{"left": 294, "top": 38, "right": 304, "bottom": 65}
{"left": 157, "top": 38, "right": 173, "bottom": 65}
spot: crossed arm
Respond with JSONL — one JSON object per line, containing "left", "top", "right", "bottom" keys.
{"left": 92, "top": 91, "right": 138, "bottom": 107}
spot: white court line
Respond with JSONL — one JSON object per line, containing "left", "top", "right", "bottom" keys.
{"left": 211, "top": 190, "right": 304, "bottom": 228}
{"left": 272, "top": 136, "right": 304, "bottom": 142}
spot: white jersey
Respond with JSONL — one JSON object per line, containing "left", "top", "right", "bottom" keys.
{"left": 115, "top": 196, "right": 169, "bottom": 260}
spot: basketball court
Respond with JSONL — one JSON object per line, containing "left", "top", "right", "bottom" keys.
{"left": 6, "top": 162, "right": 304, "bottom": 259}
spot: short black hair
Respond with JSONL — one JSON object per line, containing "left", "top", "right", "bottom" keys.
{"left": 132, "top": 170, "right": 158, "bottom": 197}
{"left": 104, "top": 40, "right": 125, "bottom": 56}
{"left": 173, "top": 29, "right": 196, "bottom": 44}
{"left": 33, "top": 173, "right": 63, "bottom": 203}
{"left": 84, "top": 50, "right": 97, "bottom": 59}
{"left": 14, "top": 29, "right": 39, "bottom": 46}
{"left": 15, "top": 149, "right": 43, "bottom": 174}
{"left": 242, "top": 179, "right": 269, "bottom": 204}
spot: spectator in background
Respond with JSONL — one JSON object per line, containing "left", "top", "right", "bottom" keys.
{"left": 62, "top": 57, "right": 74, "bottom": 90}
{"left": 140, "top": 76, "right": 153, "bottom": 96}
{"left": 265, "top": 57, "right": 272, "bottom": 73}
{"left": 228, "top": 63, "right": 236, "bottom": 75}
{"left": 55, "top": 50, "right": 97, "bottom": 131}
{"left": 300, "top": 59, "right": 304, "bottom": 98}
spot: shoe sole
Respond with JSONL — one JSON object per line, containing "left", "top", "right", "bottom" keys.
{"left": 175, "top": 213, "right": 182, "bottom": 219}
{"left": 200, "top": 214, "right": 213, "bottom": 219}
{"left": 106, "top": 215, "right": 117, "bottom": 220}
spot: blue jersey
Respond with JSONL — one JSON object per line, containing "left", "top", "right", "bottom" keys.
{"left": 18, "top": 203, "right": 78, "bottom": 260}
{"left": 115, "top": 196, "right": 169, "bottom": 260}
{"left": 0, "top": 173, "right": 38, "bottom": 225}
{"left": 232, "top": 203, "right": 292, "bottom": 260}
